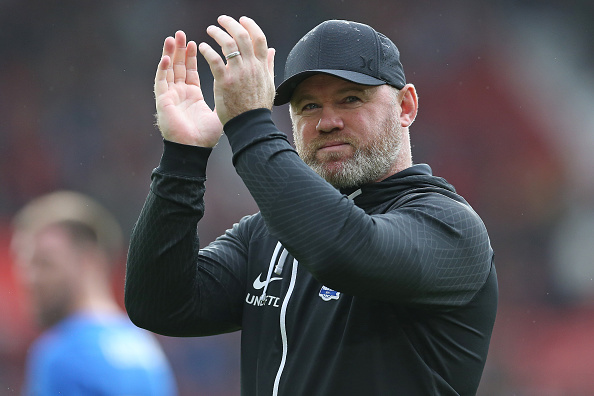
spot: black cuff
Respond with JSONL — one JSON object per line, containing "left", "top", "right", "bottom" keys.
{"left": 155, "top": 140, "right": 212, "bottom": 178}
{"left": 224, "top": 108, "right": 289, "bottom": 164}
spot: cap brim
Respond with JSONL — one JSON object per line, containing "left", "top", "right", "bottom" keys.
{"left": 274, "top": 70, "right": 386, "bottom": 106}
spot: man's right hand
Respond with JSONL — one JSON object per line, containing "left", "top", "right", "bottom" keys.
{"left": 154, "top": 31, "right": 223, "bottom": 147}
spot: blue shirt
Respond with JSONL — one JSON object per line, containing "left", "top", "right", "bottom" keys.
{"left": 24, "top": 312, "right": 177, "bottom": 396}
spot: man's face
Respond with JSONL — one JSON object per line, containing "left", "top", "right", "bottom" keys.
{"left": 290, "top": 74, "right": 403, "bottom": 188}
{"left": 13, "top": 225, "right": 79, "bottom": 328}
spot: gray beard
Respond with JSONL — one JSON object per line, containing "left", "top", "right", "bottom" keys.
{"left": 294, "top": 117, "right": 402, "bottom": 189}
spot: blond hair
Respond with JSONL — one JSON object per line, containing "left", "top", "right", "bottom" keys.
{"left": 12, "top": 191, "right": 123, "bottom": 259}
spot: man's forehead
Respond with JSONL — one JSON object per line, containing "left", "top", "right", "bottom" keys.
{"left": 11, "top": 226, "right": 64, "bottom": 266}
{"left": 14, "top": 224, "right": 70, "bottom": 251}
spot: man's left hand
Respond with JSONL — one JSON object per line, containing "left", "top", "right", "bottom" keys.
{"left": 199, "top": 15, "right": 276, "bottom": 125}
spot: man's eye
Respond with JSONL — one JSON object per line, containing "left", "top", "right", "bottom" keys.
{"left": 344, "top": 96, "right": 361, "bottom": 103}
{"left": 302, "top": 103, "right": 319, "bottom": 111}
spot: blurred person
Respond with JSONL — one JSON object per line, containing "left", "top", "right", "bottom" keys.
{"left": 11, "top": 191, "right": 177, "bottom": 396}
{"left": 126, "top": 16, "right": 497, "bottom": 395}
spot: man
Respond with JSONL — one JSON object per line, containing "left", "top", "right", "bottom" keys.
{"left": 126, "top": 16, "right": 497, "bottom": 395}
{"left": 12, "top": 191, "right": 178, "bottom": 396}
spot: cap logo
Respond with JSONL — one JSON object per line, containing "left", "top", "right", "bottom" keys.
{"left": 360, "top": 56, "right": 373, "bottom": 71}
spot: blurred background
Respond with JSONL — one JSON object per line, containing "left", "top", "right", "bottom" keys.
{"left": 1, "top": 0, "right": 593, "bottom": 394}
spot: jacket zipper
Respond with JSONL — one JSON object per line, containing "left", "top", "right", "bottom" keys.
{"left": 272, "top": 258, "right": 298, "bottom": 396}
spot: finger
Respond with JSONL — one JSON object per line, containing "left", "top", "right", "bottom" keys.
{"left": 154, "top": 54, "right": 171, "bottom": 97}
{"left": 239, "top": 16, "right": 268, "bottom": 60}
{"left": 172, "top": 30, "right": 188, "bottom": 83}
{"left": 267, "top": 47, "right": 275, "bottom": 76}
{"left": 161, "top": 36, "right": 176, "bottom": 83}
{"left": 217, "top": 15, "right": 254, "bottom": 59}
{"left": 185, "top": 41, "right": 201, "bottom": 87}
{"left": 206, "top": 24, "right": 243, "bottom": 63}
{"left": 198, "top": 42, "right": 226, "bottom": 81}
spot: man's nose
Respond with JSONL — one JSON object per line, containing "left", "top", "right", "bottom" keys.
{"left": 316, "top": 107, "right": 344, "bottom": 133}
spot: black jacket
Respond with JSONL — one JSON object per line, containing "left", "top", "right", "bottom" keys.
{"left": 125, "top": 109, "right": 497, "bottom": 395}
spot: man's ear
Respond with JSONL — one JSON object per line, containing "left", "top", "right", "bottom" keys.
{"left": 399, "top": 84, "right": 418, "bottom": 128}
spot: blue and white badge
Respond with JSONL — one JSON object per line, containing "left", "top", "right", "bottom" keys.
{"left": 319, "top": 286, "right": 340, "bottom": 301}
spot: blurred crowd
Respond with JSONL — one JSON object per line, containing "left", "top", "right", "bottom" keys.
{"left": 1, "top": 0, "right": 593, "bottom": 394}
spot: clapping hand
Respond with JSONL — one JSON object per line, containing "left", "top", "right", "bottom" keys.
{"left": 154, "top": 31, "right": 223, "bottom": 147}
{"left": 198, "top": 15, "right": 276, "bottom": 126}
{"left": 153, "top": 16, "right": 275, "bottom": 147}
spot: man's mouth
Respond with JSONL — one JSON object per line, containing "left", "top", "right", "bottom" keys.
{"left": 318, "top": 141, "right": 350, "bottom": 151}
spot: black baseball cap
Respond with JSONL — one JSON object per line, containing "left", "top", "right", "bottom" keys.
{"left": 274, "top": 20, "right": 406, "bottom": 106}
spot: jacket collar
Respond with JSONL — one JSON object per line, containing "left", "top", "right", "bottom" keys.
{"left": 340, "top": 164, "right": 457, "bottom": 210}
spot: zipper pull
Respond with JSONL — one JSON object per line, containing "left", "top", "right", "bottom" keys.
{"left": 274, "top": 261, "right": 284, "bottom": 275}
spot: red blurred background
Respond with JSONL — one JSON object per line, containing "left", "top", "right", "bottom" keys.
{"left": 1, "top": 1, "right": 593, "bottom": 394}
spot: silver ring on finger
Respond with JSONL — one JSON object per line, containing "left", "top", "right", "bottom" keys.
{"left": 225, "top": 51, "right": 241, "bottom": 60}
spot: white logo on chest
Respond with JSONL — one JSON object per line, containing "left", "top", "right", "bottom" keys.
{"left": 252, "top": 272, "right": 282, "bottom": 290}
